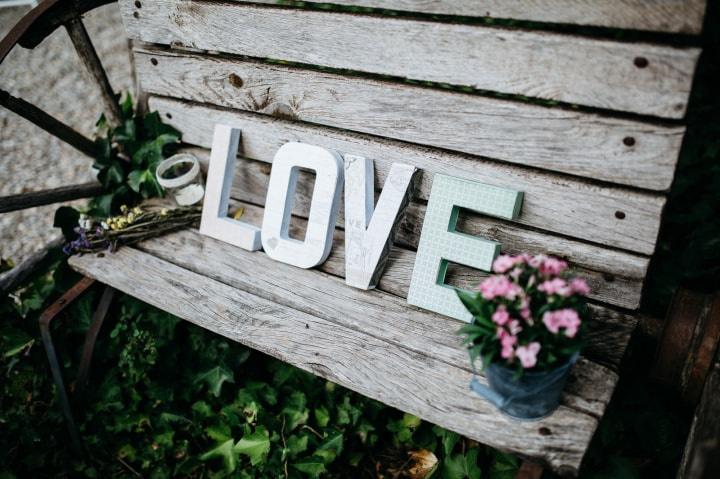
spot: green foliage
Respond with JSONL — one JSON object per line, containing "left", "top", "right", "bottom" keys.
{"left": 0, "top": 262, "right": 514, "bottom": 478}
{"left": 90, "top": 93, "right": 181, "bottom": 217}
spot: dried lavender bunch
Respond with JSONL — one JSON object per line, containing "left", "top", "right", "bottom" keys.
{"left": 63, "top": 204, "right": 201, "bottom": 255}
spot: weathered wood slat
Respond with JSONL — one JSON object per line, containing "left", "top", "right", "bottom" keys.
{"left": 119, "top": 0, "right": 700, "bottom": 118}
{"left": 184, "top": 147, "right": 645, "bottom": 309}
{"left": 247, "top": 0, "right": 707, "bottom": 35}
{"left": 69, "top": 243, "right": 611, "bottom": 474}
{"left": 135, "top": 49, "right": 685, "bottom": 190}
{"left": 0, "top": 181, "right": 103, "bottom": 214}
{"left": 149, "top": 96, "right": 665, "bottom": 256}
{"left": 135, "top": 219, "right": 636, "bottom": 369}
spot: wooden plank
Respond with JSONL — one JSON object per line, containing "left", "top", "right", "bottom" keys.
{"left": 69, "top": 243, "right": 612, "bottom": 474}
{"left": 247, "top": 0, "right": 707, "bottom": 35}
{"left": 135, "top": 218, "right": 635, "bottom": 369}
{"left": 135, "top": 49, "right": 685, "bottom": 190}
{"left": 186, "top": 148, "right": 645, "bottom": 309}
{"left": 119, "top": 0, "right": 700, "bottom": 118}
{"left": 150, "top": 96, "right": 665, "bottom": 256}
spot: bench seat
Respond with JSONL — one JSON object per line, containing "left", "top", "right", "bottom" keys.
{"left": 69, "top": 219, "right": 635, "bottom": 475}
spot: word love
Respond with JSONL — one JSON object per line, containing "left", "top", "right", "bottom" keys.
{"left": 199, "top": 124, "right": 524, "bottom": 321}
{"left": 199, "top": 124, "right": 415, "bottom": 290}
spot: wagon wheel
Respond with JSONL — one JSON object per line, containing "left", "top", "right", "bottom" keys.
{"left": 0, "top": 0, "right": 124, "bottom": 291}
{"left": 0, "top": 0, "right": 127, "bottom": 454}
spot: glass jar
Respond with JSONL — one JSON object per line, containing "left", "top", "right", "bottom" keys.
{"left": 155, "top": 153, "right": 205, "bottom": 206}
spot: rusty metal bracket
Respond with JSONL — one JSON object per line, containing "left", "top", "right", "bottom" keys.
{"left": 38, "top": 276, "right": 95, "bottom": 455}
{"left": 38, "top": 277, "right": 117, "bottom": 457}
{"left": 76, "top": 285, "right": 115, "bottom": 390}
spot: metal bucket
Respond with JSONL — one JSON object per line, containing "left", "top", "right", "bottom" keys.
{"left": 470, "top": 352, "right": 579, "bottom": 420}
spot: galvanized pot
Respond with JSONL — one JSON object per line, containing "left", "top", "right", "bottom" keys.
{"left": 470, "top": 352, "right": 579, "bottom": 420}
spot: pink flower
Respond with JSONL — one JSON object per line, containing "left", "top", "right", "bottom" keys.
{"left": 507, "top": 319, "right": 522, "bottom": 336}
{"left": 539, "top": 257, "right": 568, "bottom": 276}
{"left": 498, "top": 330, "right": 517, "bottom": 359}
{"left": 492, "top": 255, "right": 518, "bottom": 274}
{"left": 478, "top": 275, "right": 522, "bottom": 300}
{"left": 528, "top": 254, "right": 545, "bottom": 268}
{"left": 538, "top": 278, "right": 571, "bottom": 296}
{"left": 520, "top": 307, "right": 532, "bottom": 322}
{"left": 516, "top": 342, "right": 541, "bottom": 368}
{"left": 569, "top": 278, "right": 591, "bottom": 296}
{"left": 492, "top": 306, "right": 511, "bottom": 326}
{"left": 542, "top": 309, "right": 582, "bottom": 338}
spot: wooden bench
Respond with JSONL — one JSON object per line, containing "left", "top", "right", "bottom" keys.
{"left": 0, "top": 0, "right": 708, "bottom": 475}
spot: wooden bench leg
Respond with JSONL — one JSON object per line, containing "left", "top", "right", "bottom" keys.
{"left": 515, "top": 460, "right": 544, "bottom": 479}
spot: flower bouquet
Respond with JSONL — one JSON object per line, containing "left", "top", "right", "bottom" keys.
{"left": 62, "top": 204, "right": 201, "bottom": 255}
{"left": 456, "top": 254, "right": 590, "bottom": 419}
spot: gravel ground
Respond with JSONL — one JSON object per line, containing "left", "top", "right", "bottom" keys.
{"left": 0, "top": 4, "right": 132, "bottom": 265}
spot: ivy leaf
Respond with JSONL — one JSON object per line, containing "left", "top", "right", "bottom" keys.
{"left": 98, "top": 162, "right": 125, "bottom": 188}
{"left": 388, "top": 413, "right": 421, "bottom": 444}
{"left": 200, "top": 439, "right": 237, "bottom": 473}
{"left": 292, "top": 456, "right": 327, "bottom": 477}
{"left": 113, "top": 118, "right": 137, "bottom": 144}
{"left": 489, "top": 451, "right": 519, "bottom": 479}
{"left": 53, "top": 206, "right": 80, "bottom": 241}
{"left": 315, "top": 432, "right": 344, "bottom": 464}
{"left": 143, "top": 111, "right": 181, "bottom": 139}
{"left": 140, "top": 172, "right": 164, "bottom": 199}
{"left": 127, "top": 169, "right": 146, "bottom": 193}
{"left": 314, "top": 406, "right": 330, "bottom": 428}
{"left": 120, "top": 92, "right": 134, "bottom": 118}
{"left": 233, "top": 427, "right": 270, "bottom": 465}
{"left": 1, "top": 327, "right": 34, "bottom": 358}
{"left": 443, "top": 449, "right": 482, "bottom": 479}
{"left": 191, "top": 400, "right": 213, "bottom": 419}
{"left": 93, "top": 136, "right": 112, "bottom": 165}
{"left": 95, "top": 112, "right": 108, "bottom": 129}
{"left": 194, "top": 366, "right": 234, "bottom": 397}
{"left": 433, "top": 425, "right": 460, "bottom": 457}
{"left": 336, "top": 396, "right": 361, "bottom": 426}
{"left": 283, "top": 391, "right": 309, "bottom": 431}
{"left": 285, "top": 434, "right": 308, "bottom": 460}
{"left": 206, "top": 423, "right": 232, "bottom": 443}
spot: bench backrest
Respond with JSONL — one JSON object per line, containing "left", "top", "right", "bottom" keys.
{"left": 121, "top": 0, "right": 703, "bottom": 316}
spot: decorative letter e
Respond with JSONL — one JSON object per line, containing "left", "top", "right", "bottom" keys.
{"left": 407, "top": 175, "right": 523, "bottom": 322}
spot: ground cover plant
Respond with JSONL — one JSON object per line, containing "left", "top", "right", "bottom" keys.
{"left": 0, "top": 259, "right": 519, "bottom": 478}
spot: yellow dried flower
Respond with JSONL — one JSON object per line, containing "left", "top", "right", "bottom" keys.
{"left": 120, "top": 205, "right": 128, "bottom": 214}
{"left": 160, "top": 208, "right": 168, "bottom": 216}
{"left": 132, "top": 207, "right": 142, "bottom": 215}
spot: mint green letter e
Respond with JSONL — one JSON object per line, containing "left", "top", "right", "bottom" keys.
{"left": 407, "top": 174, "right": 523, "bottom": 322}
